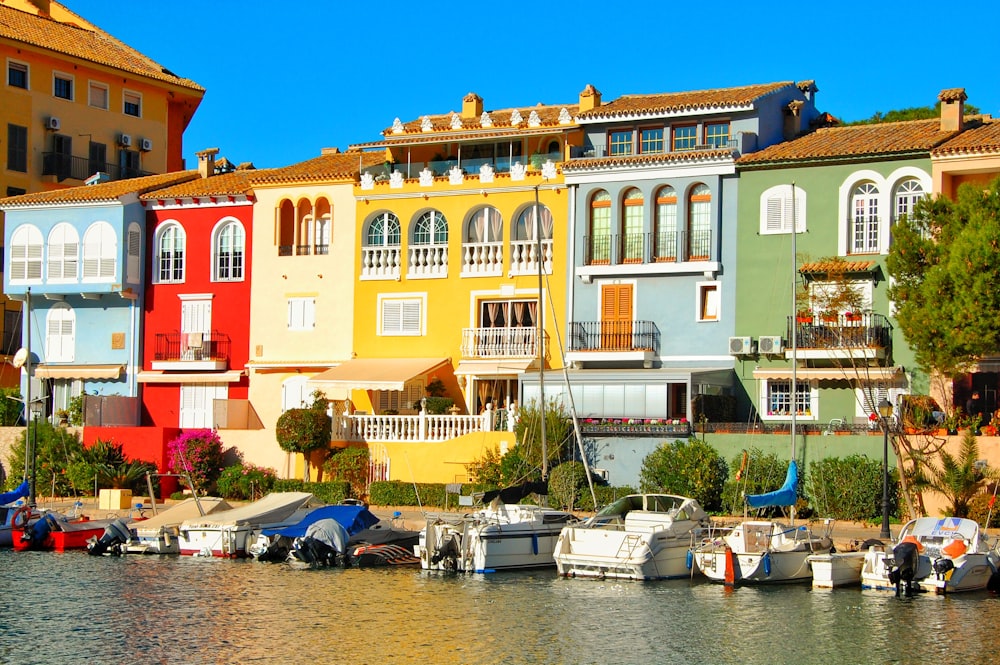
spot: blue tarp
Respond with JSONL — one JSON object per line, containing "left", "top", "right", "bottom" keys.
{"left": 261, "top": 505, "right": 379, "bottom": 538}
{"left": 0, "top": 480, "right": 30, "bottom": 506}
{"left": 746, "top": 460, "right": 798, "bottom": 509}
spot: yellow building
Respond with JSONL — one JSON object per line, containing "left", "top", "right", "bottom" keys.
{"left": 0, "top": 0, "right": 203, "bottom": 385}
{"left": 306, "top": 90, "right": 590, "bottom": 484}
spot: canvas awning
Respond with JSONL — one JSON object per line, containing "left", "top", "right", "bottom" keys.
{"left": 454, "top": 358, "right": 535, "bottom": 376}
{"left": 752, "top": 367, "right": 902, "bottom": 381}
{"left": 34, "top": 364, "right": 123, "bottom": 380}
{"left": 137, "top": 370, "right": 244, "bottom": 384}
{"left": 308, "top": 357, "right": 450, "bottom": 391}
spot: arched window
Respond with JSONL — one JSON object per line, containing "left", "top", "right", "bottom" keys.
{"left": 214, "top": 219, "right": 245, "bottom": 281}
{"left": 622, "top": 188, "right": 644, "bottom": 263}
{"left": 413, "top": 211, "right": 448, "bottom": 245}
{"left": 654, "top": 186, "right": 677, "bottom": 262}
{"left": 514, "top": 205, "right": 553, "bottom": 241}
{"left": 687, "top": 184, "right": 711, "bottom": 260}
{"left": 276, "top": 199, "right": 294, "bottom": 256}
{"left": 314, "top": 197, "right": 332, "bottom": 255}
{"left": 466, "top": 206, "right": 503, "bottom": 243}
{"left": 296, "top": 199, "right": 313, "bottom": 255}
{"left": 851, "top": 182, "right": 879, "bottom": 253}
{"left": 9, "top": 224, "right": 43, "bottom": 282}
{"left": 47, "top": 223, "right": 79, "bottom": 281}
{"left": 45, "top": 302, "right": 75, "bottom": 362}
{"left": 82, "top": 221, "right": 116, "bottom": 280}
{"left": 366, "top": 212, "right": 401, "bottom": 247}
{"left": 588, "top": 190, "right": 611, "bottom": 264}
{"left": 155, "top": 223, "right": 185, "bottom": 283}
{"left": 894, "top": 179, "right": 924, "bottom": 222}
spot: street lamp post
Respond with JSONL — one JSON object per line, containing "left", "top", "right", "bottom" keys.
{"left": 878, "top": 397, "right": 894, "bottom": 539}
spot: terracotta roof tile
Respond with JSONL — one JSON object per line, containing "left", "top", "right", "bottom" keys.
{"left": 378, "top": 103, "right": 579, "bottom": 139}
{"left": 800, "top": 260, "right": 876, "bottom": 274}
{"left": 576, "top": 82, "right": 794, "bottom": 119}
{"left": 737, "top": 119, "right": 958, "bottom": 165}
{"left": 932, "top": 118, "right": 1000, "bottom": 156}
{"left": 249, "top": 151, "right": 386, "bottom": 184}
{"left": 138, "top": 168, "right": 280, "bottom": 199}
{"left": 0, "top": 3, "right": 203, "bottom": 91}
{"left": 563, "top": 149, "right": 732, "bottom": 171}
{"left": 0, "top": 171, "right": 199, "bottom": 207}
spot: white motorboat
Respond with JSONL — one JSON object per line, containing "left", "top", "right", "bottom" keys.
{"left": 861, "top": 516, "right": 1000, "bottom": 594}
{"left": 553, "top": 494, "right": 712, "bottom": 580}
{"left": 177, "top": 492, "right": 323, "bottom": 558}
{"left": 808, "top": 551, "right": 867, "bottom": 589}
{"left": 694, "top": 518, "right": 834, "bottom": 584}
{"left": 126, "top": 497, "right": 231, "bottom": 554}
{"left": 417, "top": 496, "right": 576, "bottom": 572}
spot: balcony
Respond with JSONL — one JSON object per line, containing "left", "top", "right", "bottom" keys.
{"left": 335, "top": 411, "right": 494, "bottom": 443}
{"left": 361, "top": 246, "right": 402, "bottom": 279}
{"left": 565, "top": 320, "right": 660, "bottom": 368}
{"left": 509, "top": 238, "right": 552, "bottom": 276}
{"left": 151, "top": 331, "right": 231, "bottom": 370}
{"left": 42, "top": 152, "right": 153, "bottom": 182}
{"left": 408, "top": 243, "right": 448, "bottom": 278}
{"left": 461, "top": 326, "right": 542, "bottom": 359}
{"left": 461, "top": 241, "right": 503, "bottom": 277}
{"left": 583, "top": 230, "right": 713, "bottom": 266}
{"left": 787, "top": 313, "right": 891, "bottom": 360}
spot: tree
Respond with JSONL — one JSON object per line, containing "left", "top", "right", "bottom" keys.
{"left": 913, "top": 429, "right": 993, "bottom": 518}
{"left": 275, "top": 390, "right": 332, "bottom": 481}
{"left": 639, "top": 439, "right": 728, "bottom": 512}
{"left": 846, "top": 102, "right": 980, "bottom": 125}
{"left": 512, "top": 399, "right": 574, "bottom": 477}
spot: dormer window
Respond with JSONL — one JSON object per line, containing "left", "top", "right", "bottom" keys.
{"left": 640, "top": 127, "right": 664, "bottom": 154}
{"left": 672, "top": 125, "right": 697, "bottom": 151}
{"left": 704, "top": 122, "right": 730, "bottom": 148}
{"left": 608, "top": 130, "right": 633, "bottom": 156}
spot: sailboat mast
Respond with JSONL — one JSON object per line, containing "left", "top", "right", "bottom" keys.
{"left": 24, "top": 286, "right": 35, "bottom": 507}
{"left": 790, "top": 183, "right": 798, "bottom": 525}
{"left": 535, "top": 184, "right": 547, "bottom": 481}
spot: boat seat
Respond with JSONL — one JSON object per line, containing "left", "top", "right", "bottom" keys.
{"left": 942, "top": 538, "right": 968, "bottom": 558}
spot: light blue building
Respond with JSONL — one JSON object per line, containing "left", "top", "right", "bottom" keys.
{"left": 0, "top": 171, "right": 196, "bottom": 420}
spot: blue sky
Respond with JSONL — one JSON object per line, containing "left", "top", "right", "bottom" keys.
{"left": 68, "top": 0, "right": 1000, "bottom": 170}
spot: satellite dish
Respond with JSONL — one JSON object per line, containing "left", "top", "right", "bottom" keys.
{"left": 11, "top": 348, "right": 28, "bottom": 369}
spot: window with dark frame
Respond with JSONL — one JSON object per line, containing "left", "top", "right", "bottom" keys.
{"left": 123, "top": 91, "right": 141, "bottom": 117}
{"left": 7, "top": 123, "right": 27, "bottom": 172}
{"left": 8, "top": 62, "right": 27, "bottom": 89}
{"left": 54, "top": 75, "right": 73, "bottom": 100}
{"left": 89, "top": 141, "right": 107, "bottom": 177}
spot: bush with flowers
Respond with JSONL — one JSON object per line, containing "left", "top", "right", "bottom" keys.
{"left": 168, "top": 429, "right": 227, "bottom": 494}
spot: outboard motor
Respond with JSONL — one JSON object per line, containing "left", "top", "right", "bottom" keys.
{"left": 87, "top": 519, "right": 132, "bottom": 556}
{"left": 21, "top": 513, "right": 58, "bottom": 550}
{"left": 290, "top": 535, "right": 340, "bottom": 567}
{"left": 932, "top": 557, "right": 955, "bottom": 579}
{"left": 255, "top": 538, "right": 291, "bottom": 563}
{"left": 886, "top": 540, "right": 920, "bottom": 597}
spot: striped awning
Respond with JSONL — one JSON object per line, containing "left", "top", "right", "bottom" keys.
{"left": 137, "top": 370, "right": 244, "bottom": 384}
{"left": 308, "top": 357, "right": 451, "bottom": 391}
{"left": 33, "top": 364, "right": 123, "bottom": 380}
{"left": 752, "top": 367, "right": 902, "bottom": 381}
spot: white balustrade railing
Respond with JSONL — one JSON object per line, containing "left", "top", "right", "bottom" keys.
{"left": 361, "top": 246, "right": 401, "bottom": 278}
{"left": 461, "top": 326, "right": 539, "bottom": 358}
{"left": 461, "top": 241, "right": 503, "bottom": 276}
{"left": 407, "top": 243, "right": 448, "bottom": 278}
{"left": 509, "top": 239, "right": 553, "bottom": 276}
{"left": 336, "top": 411, "right": 495, "bottom": 443}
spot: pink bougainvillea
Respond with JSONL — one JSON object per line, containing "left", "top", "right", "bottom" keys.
{"left": 167, "top": 429, "right": 229, "bottom": 493}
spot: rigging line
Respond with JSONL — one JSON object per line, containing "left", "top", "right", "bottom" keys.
{"left": 401, "top": 451, "right": 425, "bottom": 517}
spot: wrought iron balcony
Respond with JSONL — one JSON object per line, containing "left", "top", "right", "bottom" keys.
{"left": 41, "top": 152, "right": 153, "bottom": 182}
{"left": 787, "top": 313, "right": 891, "bottom": 356}
{"left": 567, "top": 321, "right": 660, "bottom": 354}
{"left": 152, "top": 331, "right": 231, "bottom": 369}
{"left": 584, "top": 231, "right": 712, "bottom": 265}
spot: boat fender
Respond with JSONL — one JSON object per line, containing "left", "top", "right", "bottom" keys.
{"left": 11, "top": 505, "right": 31, "bottom": 529}
{"left": 686, "top": 549, "right": 693, "bottom": 570}
{"left": 531, "top": 534, "right": 538, "bottom": 556}
{"left": 724, "top": 545, "right": 735, "bottom": 586}
{"left": 762, "top": 551, "right": 772, "bottom": 577}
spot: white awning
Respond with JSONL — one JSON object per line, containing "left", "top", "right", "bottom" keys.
{"left": 308, "top": 357, "right": 451, "bottom": 391}
{"left": 34, "top": 364, "right": 123, "bottom": 380}
{"left": 454, "top": 358, "right": 535, "bottom": 376}
{"left": 137, "top": 370, "right": 244, "bottom": 384}
{"left": 752, "top": 367, "right": 902, "bottom": 381}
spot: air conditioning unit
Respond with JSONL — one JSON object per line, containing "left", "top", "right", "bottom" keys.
{"left": 45, "top": 116, "right": 61, "bottom": 131}
{"left": 118, "top": 133, "right": 132, "bottom": 147}
{"left": 140, "top": 137, "right": 153, "bottom": 152}
{"left": 758, "top": 335, "right": 784, "bottom": 355}
{"left": 729, "top": 336, "right": 753, "bottom": 355}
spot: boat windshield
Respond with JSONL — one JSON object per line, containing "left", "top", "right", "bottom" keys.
{"left": 593, "top": 495, "right": 685, "bottom": 521}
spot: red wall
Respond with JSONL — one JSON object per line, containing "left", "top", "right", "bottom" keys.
{"left": 83, "top": 426, "right": 182, "bottom": 498}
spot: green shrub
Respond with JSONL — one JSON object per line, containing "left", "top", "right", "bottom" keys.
{"left": 548, "top": 461, "right": 589, "bottom": 511}
{"left": 466, "top": 444, "right": 534, "bottom": 493}
{"left": 323, "top": 446, "right": 370, "bottom": 493}
{"left": 807, "top": 454, "right": 898, "bottom": 521}
{"left": 967, "top": 492, "right": 1000, "bottom": 528}
{"left": 368, "top": 480, "right": 447, "bottom": 508}
{"left": 273, "top": 479, "right": 305, "bottom": 493}
{"left": 216, "top": 463, "right": 278, "bottom": 500}
{"left": 5, "top": 421, "right": 85, "bottom": 495}
{"left": 721, "top": 447, "right": 790, "bottom": 516}
{"left": 423, "top": 397, "right": 454, "bottom": 414}
{"left": 639, "top": 439, "right": 728, "bottom": 512}
{"left": 306, "top": 481, "right": 352, "bottom": 504}
{"left": 0, "top": 387, "right": 22, "bottom": 426}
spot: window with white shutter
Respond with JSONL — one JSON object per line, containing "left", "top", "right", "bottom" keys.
{"left": 380, "top": 298, "right": 422, "bottom": 336}
{"left": 45, "top": 303, "right": 75, "bottom": 362}
{"left": 47, "top": 223, "right": 79, "bottom": 282}
{"left": 288, "top": 297, "right": 316, "bottom": 330}
{"left": 126, "top": 223, "right": 141, "bottom": 284}
{"left": 82, "top": 221, "right": 116, "bottom": 280}
{"left": 10, "top": 224, "right": 43, "bottom": 283}
{"left": 760, "top": 184, "right": 806, "bottom": 235}
{"left": 281, "top": 375, "right": 310, "bottom": 411}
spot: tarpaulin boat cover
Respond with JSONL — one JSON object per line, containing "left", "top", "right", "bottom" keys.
{"left": 302, "top": 518, "right": 350, "bottom": 552}
{"left": 180, "top": 492, "right": 322, "bottom": 530}
{"left": 746, "top": 460, "right": 798, "bottom": 509}
{"left": 0, "top": 480, "right": 29, "bottom": 506}
{"left": 262, "top": 505, "right": 379, "bottom": 539}
{"left": 131, "top": 497, "right": 232, "bottom": 534}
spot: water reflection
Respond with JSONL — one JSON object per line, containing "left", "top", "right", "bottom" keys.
{"left": 1, "top": 551, "right": 998, "bottom": 665}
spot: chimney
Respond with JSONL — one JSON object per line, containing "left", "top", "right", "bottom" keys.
{"left": 195, "top": 147, "right": 219, "bottom": 178}
{"left": 938, "top": 88, "right": 966, "bottom": 132}
{"left": 28, "top": 0, "right": 51, "bottom": 16}
{"left": 579, "top": 84, "right": 601, "bottom": 113}
{"left": 462, "top": 92, "right": 483, "bottom": 119}
{"left": 783, "top": 100, "right": 805, "bottom": 140}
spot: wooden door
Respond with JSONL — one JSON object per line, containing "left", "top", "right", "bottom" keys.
{"left": 601, "top": 284, "right": 633, "bottom": 350}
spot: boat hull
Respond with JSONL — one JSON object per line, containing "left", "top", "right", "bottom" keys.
{"left": 808, "top": 551, "right": 866, "bottom": 588}
{"left": 178, "top": 525, "right": 255, "bottom": 558}
{"left": 694, "top": 521, "right": 833, "bottom": 585}
{"left": 861, "top": 548, "right": 997, "bottom": 594}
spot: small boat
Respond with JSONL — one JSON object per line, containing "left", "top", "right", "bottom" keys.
{"left": 125, "top": 497, "right": 232, "bottom": 555}
{"left": 861, "top": 516, "right": 1000, "bottom": 594}
{"left": 417, "top": 484, "right": 577, "bottom": 573}
{"left": 250, "top": 503, "right": 380, "bottom": 563}
{"left": 0, "top": 481, "right": 33, "bottom": 547}
{"left": 344, "top": 518, "right": 421, "bottom": 567}
{"left": 177, "top": 492, "right": 324, "bottom": 558}
{"left": 807, "top": 538, "right": 880, "bottom": 589}
{"left": 553, "top": 494, "right": 713, "bottom": 580}
{"left": 14, "top": 512, "right": 120, "bottom": 552}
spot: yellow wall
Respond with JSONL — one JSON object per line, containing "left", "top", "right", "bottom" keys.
{"left": 380, "top": 431, "right": 515, "bottom": 484}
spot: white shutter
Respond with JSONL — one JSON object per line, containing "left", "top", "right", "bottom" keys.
{"left": 401, "top": 301, "right": 421, "bottom": 333}
{"left": 181, "top": 299, "right": 212, "bottom": 334}
{"left": 765, "top": 196, "right": 784, "bottom": 232}
{"left": 382, "top": 301, "right": 402, "bottom": 334}
{"left": 287, "top": 298, "right": 315, "bottom": 330}
{"left": 126, "top": 225, "right": 140, "bottom": 283}
{"left": 26, "top": 243, "right": 42, "bottom": 280}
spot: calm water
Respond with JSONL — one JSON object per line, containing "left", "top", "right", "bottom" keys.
{"left": 2, "top": 550, "right": 999, "bottom": 665}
